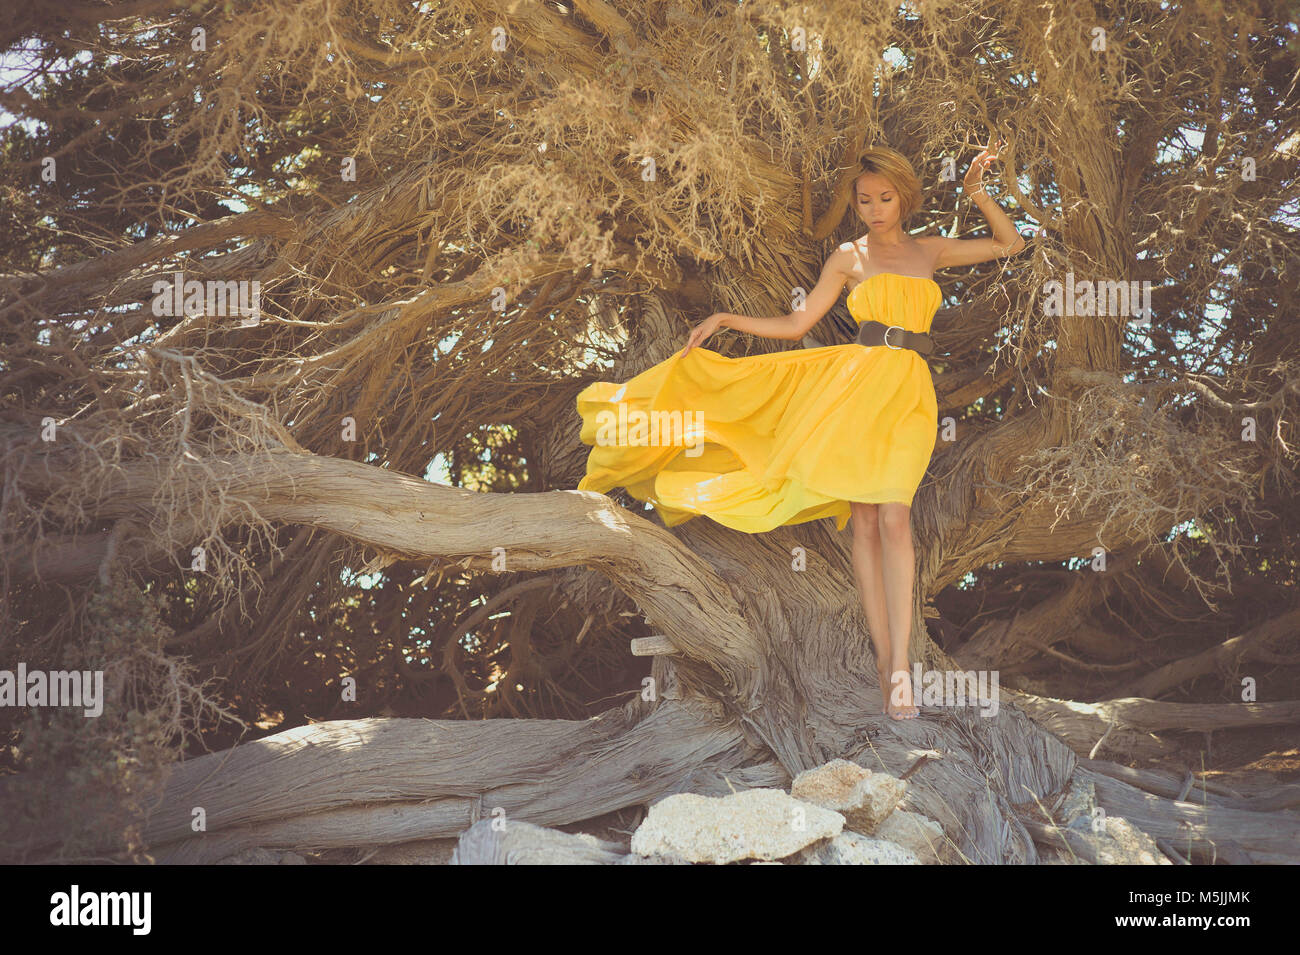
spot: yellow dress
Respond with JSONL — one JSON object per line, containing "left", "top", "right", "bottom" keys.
{"left": 576, "top": 272, "right": 941, "bottom": 533}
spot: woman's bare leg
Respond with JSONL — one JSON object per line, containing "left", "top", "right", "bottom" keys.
{"left": 877, "top": 502, "right": 919, "bottom": 719}
{"left": 849, "top": 502, "right": 892, "bottom": 713}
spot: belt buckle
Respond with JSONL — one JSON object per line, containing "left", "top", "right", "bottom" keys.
{"left": 883, "top": 324, "right": 905, "bottom": 350}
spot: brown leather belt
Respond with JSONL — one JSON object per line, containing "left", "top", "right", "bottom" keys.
{"left": 855, "top": 319, "right": 936, "bottom": 357}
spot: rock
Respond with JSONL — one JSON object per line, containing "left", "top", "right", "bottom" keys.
{"left": 1058, "top": 776, "right": 1098, "bottom": 831}
{"left": 795, "top": 830, "right": 920, "bottom": 865}
{"left": 629, "top": 788, "right": 843, "bottom": 864}
{"left": 618, "top": 851, "right": 692, "bottom": 865}
{"left": 1040, "top": 816, "right": 1172, "bottom": 865}
{"left": 1051, "top": 776, "right": 1168, "bottom": 863}
{"left": 874, "top": 809, "right": 951, "bottom": 864}
{"left": 451, "top": 818, "right": 628, "bottom": 864}
{"left": 789, "top": 758, "right": 905, "bottom": 834}
{"left": 1090, "top": 816, "right": 1171, "bottom": 865}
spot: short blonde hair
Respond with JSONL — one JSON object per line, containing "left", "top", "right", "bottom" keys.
{"left": 854, "top": 146, "right": 923, "bottom": 223}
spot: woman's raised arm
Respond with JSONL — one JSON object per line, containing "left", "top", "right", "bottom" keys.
{"left": 927, "top": 135, "right": 1027, "bottom": 269}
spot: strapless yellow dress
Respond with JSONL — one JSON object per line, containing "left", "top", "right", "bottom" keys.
{"left": 576, "top": 272, "right": 941, "bottom": 533}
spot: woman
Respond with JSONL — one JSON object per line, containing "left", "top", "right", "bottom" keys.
{"left": 577, "top": 138, "right": 1026, "bottom": 719}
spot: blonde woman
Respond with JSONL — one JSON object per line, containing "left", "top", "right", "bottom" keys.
{"left": 578, "top": 138, "right": 1026, "bottom": 719}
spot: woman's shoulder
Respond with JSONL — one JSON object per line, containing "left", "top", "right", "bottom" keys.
{"left": 828, "top": 241, "right": 862, "bottom": 271}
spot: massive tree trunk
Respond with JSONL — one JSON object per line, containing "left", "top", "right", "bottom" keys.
{"left": 2, "top": 0, "right": 1297, "bottom": 864}
{"left": 10, "top": 440, "right": 1300, "bottom": 863}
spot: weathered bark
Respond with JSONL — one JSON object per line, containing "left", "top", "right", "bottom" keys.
{"left": 1109, "top": 608, "right": 1300, "bottom": 700}
{"left": 1070, "top": 766, "right": 1300, "bottom": 865}
{"left": 142, "top": 700, "right": 765, "bottom": 864}
{"left": 135, "top": 696, "right": 1076, "bottom": 864}
{"left": 956, "top": 550, "right": 1143, "bottom": 671}
{"left": 134, "top": 686, "right": 1299, "bottom": 864}
{"left": 11, "top": 436, "right": 1298, "bottom": 863}
{"left": 4, "top": 0, "right": 1297, "bottom": 866}
{"left": 1009, "top": 693, "right": 1300, "bottom": 761}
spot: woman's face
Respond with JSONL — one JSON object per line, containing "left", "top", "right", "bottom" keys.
{"left": 855, "top": 172, "right": 900, "bottom": 233}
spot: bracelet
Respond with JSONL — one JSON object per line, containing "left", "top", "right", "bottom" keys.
{"left": 966, "top": 188, "right": 989, "bottom": 200}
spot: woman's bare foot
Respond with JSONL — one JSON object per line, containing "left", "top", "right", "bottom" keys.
{"left": 887, "top": 670, "right": 920, "bottom": 720}
{"left": 876, "top": 658, "right": 892, "bottom": 714}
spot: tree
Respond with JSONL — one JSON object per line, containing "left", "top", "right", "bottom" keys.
{"left": 2, "top": 0, "right": 1298, "bottom": 864}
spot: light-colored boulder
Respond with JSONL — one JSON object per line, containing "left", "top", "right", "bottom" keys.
{"left": 618, "top": 851, "right": 691, "bottom": 864}
{"left": 1054, "top": 776, "right": 1169, "bottom": 863}
{"left": 795, "top": 830, "right": 920, "bottom": 865}
{"left": 1089, "top": 816, "right": 1171, "bottom": 865}
{"left": 451, "top": 818, "right": 628, "bottom": 864}
{"left": 874, "top": 809, "right": 952, "bottom": 864}
{"left": 629, "top": 788, "right": 843, "bottom": 864}
{"left": 789, "top": 758, "right": 905, "bottom": 834}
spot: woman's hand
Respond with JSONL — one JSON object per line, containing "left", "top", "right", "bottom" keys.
{"left": 682, "top": 312, "right": 727, "bottom": 355}
{"left": 962, "top": 131, "right": 1005, "bottom": 194}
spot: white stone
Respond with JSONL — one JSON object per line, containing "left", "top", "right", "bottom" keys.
{"left": 796, "top": 830, "right": 920, "bottom": 865}
{"left": 451, "top": 818, "right": 627, "bottom": 864}
{"left": 1094, "top": 816, "right": 1172, "bottom": 865}
{"left": 790, "top": 758, "right": 906, "bottom": 834}
{"left": 629, "top": 788, "right": 843, "bottom": 864}
{"left": 874, "top": 809, "right": 951, "bottom": 864}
